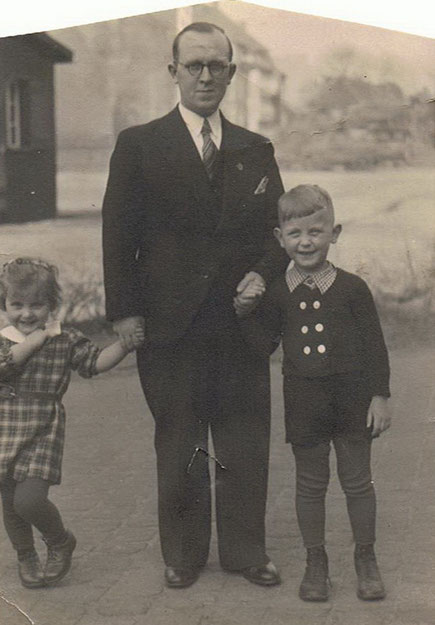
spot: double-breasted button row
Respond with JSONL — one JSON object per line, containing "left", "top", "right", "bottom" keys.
{"left": 300, "top": 323, "right": 324, "bottom": 334}
{"left": 299, "top": 300, "right": 321, "bottom": 310}
{"left": 303, "top": 344, "right": 326, "bottom": 355}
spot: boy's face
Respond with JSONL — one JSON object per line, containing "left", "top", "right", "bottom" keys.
{"left": 274, "top": 209, "right": 341, "bottom": 273}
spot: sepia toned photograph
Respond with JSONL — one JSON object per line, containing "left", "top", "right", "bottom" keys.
{"left": 0, "top": 1, "right": 434, "bottom": 623}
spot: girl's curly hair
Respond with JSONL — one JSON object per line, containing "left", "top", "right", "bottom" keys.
{"left": 0, "top": 257, "right": 62, "bottom": 312}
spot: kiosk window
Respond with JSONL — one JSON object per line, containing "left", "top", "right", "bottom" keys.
{"left": 5, "top": 80, "right": 31, "bottom": 149}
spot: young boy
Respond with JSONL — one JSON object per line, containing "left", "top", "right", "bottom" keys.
{"left": 235, "top": 184, "right": 391, "bottom": 602}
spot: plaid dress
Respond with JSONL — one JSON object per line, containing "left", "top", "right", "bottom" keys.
{"left": 0, "top": 327, "right": 101, "bottom": 485}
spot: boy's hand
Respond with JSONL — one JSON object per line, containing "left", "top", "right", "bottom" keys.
{"left": 233, "top": 288, "right": 265, "bottom": 317}
{"left": 366, "top": 396, "right": 391, "bottom": 438}
{"left": 234, "top": 272, "right": 266, "bottom": 317}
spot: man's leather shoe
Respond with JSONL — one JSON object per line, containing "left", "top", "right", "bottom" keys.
{"left": 164, "top": 566, "right": 200, "bottom": 588}
{"left": 242, "top": 561, "right": 281, "bottom": 586}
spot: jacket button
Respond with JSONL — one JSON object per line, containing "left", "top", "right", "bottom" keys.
{"left": 301, "top": 325, "right": 309, "bottom": 334}
{"left": 313, "top": 300, "right": 321, "bottom": 309}
{"left": 317, "top": 344, "right": 326, "bottom": 354}
{"left": 303, "top": 346, "right": 311, "bottom": 355}
{"left": 315, "top": 323, "right": 324, "bottom": 332}
{"left": 299, "top": 301, "right": 307, "bottom": 310}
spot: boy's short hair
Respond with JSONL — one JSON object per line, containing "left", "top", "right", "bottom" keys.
{"left": 278, "top": 184, "right": 335, "bottom": 223}
{"left": 0, "top": 257, "right": 61, "bottom": 311}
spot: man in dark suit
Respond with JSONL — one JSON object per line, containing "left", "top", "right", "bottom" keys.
{"left": 102, "top": 22, "right": 287, "bottom": 588}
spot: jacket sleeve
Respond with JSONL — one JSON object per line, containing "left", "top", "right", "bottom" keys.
{"left": 102, "top": 129, "right": 146, "bottom": 322}
{"left": 250, "top": 143, "right": 288, "bottom": 284}
{"left": 350, "top": 278, "right": 391, "bottom": 397}
{"left": 239, "top": 286, "right": 283, "bottom": 358}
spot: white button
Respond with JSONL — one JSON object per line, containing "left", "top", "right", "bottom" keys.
{"left": 303, "top": 346, "right": 311, "bottom": 355}
{"left": 313, "top": 300, "right": 321, "bottom": 309}
{"left": 301, "top": 325, "right": 309, "bottom": 334}
{"left": 315, "top": 323, "right": 324, "bottom": 332}
{"left": 299, "top": 301, "right": 307, "bottom": 310}
{"left": 317, "top": 344, "right": 326, "bottom": 354}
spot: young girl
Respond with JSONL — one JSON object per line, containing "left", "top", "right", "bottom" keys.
{"left": 0, "top": 257, "right": 143, "bottom": 588}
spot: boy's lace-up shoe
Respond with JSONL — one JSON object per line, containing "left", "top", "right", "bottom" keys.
{"left": 354, "top": 543, "right": 386, "bottom": 600}
{"left": 299, "top": 545, "right": 330, "bottom": 601}
{"left": 43, "top": 529, "right": 77, "bottom": 584}
{"left": 18, "top": 550, "right": 45, "bottom": 588}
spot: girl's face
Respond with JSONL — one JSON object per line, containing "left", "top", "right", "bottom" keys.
{"left": 5, "top": 287, "right": 51, "bottom": 335}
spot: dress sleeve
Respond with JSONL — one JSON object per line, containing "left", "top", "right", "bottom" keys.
{"left": 66, "top": 328, "right": 101, "bottom": 379}
{"left": 0, "top": 336, "right": 20, "bottom": 380}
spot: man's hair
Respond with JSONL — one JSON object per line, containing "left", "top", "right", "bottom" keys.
{"left": 172, "top": 22, "right": 233, "bottom": 62}
{"left": 278, "top": 184, "right": 335, "bottom": 224}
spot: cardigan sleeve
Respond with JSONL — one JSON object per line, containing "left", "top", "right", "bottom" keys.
{"left": 349, "top": 277, "right": 390, "bottom": 397}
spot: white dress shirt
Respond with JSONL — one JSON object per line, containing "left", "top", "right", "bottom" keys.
{"left": 178, "top": 103, "right": 222, "bottom": 159}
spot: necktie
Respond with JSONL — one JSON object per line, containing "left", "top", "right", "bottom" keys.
{"left": 201, "top": 118, "right": 218, "bottom": 179}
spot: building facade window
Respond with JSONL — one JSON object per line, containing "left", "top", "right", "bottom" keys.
{"left": 5, "top": 80, "right": 31, "bottom": 149}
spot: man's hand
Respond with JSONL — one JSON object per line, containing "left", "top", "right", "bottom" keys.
{"left": 234, "top": 271, "right": 266, "bottom": 317}
{"left": 366, "top": 396, "right": 391, "bottom": 438}
{"left": 113, "top": 316, "right": 145, "bottom": 351}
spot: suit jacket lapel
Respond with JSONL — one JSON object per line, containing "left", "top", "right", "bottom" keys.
{"left": 216, "top": 115, "right": 251, "bottom": 232}
{"left": 155, "top": 108, "right": 218, "bottom": 227}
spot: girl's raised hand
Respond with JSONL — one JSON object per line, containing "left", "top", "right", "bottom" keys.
{"left": 45, "top": 321, "right": 62, "bottom": 338}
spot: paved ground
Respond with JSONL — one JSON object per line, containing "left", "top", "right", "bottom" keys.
{"left": 0, "top": 344, "right": 434, "bottom": 625}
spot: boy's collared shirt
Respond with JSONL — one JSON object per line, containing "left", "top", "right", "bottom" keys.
{"left": 285, "top": 261, "right": 337, "bottom": 295}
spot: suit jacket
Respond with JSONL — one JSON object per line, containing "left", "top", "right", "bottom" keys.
{"left": 102, "top": 107, "right": 287, "bottom": 344}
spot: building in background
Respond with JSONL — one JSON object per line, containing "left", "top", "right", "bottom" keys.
{"left": 51, "top": 4, "right": 286, "bottom": 175}
{"left": 0, "top": 33, "right": 72, "bottom": 222}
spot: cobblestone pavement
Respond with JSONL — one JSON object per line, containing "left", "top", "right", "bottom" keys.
{"left": 1, "top": 345, "right": 434, "bottom": 625}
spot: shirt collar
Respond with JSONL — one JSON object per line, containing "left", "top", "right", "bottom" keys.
{"left": 285, "top": 262, "right": 337, "bottom": 295}
{"left": 178, "top": 103, "right": 221, "bottom": 140}
{"left": 0, "top": 325, "right": 27, "bottom": 343}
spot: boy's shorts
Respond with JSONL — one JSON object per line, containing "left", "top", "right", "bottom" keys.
{"left": 283, "top": 371, "right": 373, "bottom": 447}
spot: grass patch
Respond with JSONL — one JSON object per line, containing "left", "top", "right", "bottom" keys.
{"left": 0, "top": 168, "right": 433, "bottom": 347}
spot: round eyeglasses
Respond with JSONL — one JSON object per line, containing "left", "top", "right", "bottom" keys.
{"left": 177, "top": 61, "right": 229, "bottom": 78}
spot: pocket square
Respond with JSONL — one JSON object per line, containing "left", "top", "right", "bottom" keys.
{"left": 254, "top": 176, "right": 269, "bottom": 195}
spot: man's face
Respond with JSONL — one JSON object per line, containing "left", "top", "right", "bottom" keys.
{"left": 274, "top": 210, "right": 341, "bottom": 274}
{"left": 168, "top": 30, "right": 236, "bottom": 117}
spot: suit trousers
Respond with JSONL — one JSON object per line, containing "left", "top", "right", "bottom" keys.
{"left": 137, "top": 324, "right": 271, "bottom": 571}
